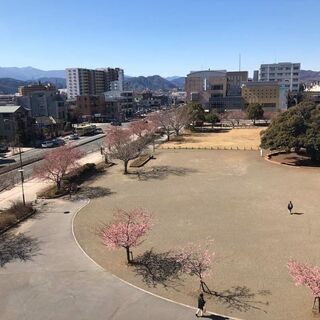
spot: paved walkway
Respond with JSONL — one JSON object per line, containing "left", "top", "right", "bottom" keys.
{"left": 0, "top": 199, "right": 233, "bottom": 320}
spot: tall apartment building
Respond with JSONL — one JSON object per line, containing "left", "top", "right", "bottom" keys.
{"left": 66, "top": 68, "right": 124, "bottom": 99}
{"left": 259, "top": 62, "right": 300, "bottom": 92}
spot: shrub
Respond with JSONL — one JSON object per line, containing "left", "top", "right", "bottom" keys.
{"left": 5, "top": 201, "right": 34, "bottom": 219}
{"left": 0, "top": 213, "right": 16, "bottom": 231}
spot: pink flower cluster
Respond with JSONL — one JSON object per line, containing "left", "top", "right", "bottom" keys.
{"left": 100, "top": 208, "right": 153, "bottom": 250}
{"left": 288, "top": 259, "right": 320, "bottom": 297}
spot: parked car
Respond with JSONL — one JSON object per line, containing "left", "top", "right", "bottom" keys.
{"left": 0, "top": 144, "right": 9, "bottom": 153}
{"left": 111, "top": 121, "right": 122, "bottom": 126}
{"left": 51, "top": 138, "right": 65, "bottom": 147}
{"left": 41, "top": 141, "right": 54, "bottom": 148}
{"left": 68, "top": 133, "right": 80, "bottom": 140}
{"left": 94, "top": 128, "right": 104, "bottom": 134}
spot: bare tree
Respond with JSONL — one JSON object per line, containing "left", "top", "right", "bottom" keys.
{"left": 149, "top": 110, "right": 172, "bottom": 141}
{"left": 168, "top": 106, "right": 191, "bottom": 136}
{"left": 105, "top": 126, "right": 150, "bottom": 174}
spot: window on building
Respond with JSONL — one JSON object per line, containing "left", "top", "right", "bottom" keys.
{"left": 211, "top": 84, "right": 224, "bottom": 90}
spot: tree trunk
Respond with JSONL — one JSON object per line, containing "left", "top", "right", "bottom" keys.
{"left": 124, "top": 160, "right": 129, "bottom": 174}
{"left": 57, "top": 180, "right": 61, "bottom": 192}
{"left": 167, "top": 130, "right": 170, "bottom": 141}
{"left": 126, "top": 246, "right": 131, "bottom": 264}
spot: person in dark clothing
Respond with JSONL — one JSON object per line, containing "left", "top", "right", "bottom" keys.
{"left": 288, "top": 201, "right": 293, "bottom": 215}
{"left": 196, "top": 293, "right": 206, "bottom": 317}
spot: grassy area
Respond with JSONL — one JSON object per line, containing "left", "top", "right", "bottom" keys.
{"left": 161, "top": 128, "right": 264, "bottom": 150}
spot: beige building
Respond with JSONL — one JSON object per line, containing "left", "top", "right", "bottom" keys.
{"left": 241, "top": 81, "right": 286, "bottom": 109}
{"left": 185, "top": 70, "right": 227, "bottom": 107}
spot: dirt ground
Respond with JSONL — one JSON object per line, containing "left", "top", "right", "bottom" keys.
{"left": 270, "top": 152, "right": 320, "bottom": 167}
{"left": 74, "top": 149, "right": 320, "bottom": 320}
{"left": 160, "top": 128, "right": 264, "bottom": 150}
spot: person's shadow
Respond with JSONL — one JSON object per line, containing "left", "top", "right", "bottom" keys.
{"left": 292, "top": 212, "right": 304, "bottom": 215}
{"left": 201, "top": 314, "right": 229, "bottom": 319}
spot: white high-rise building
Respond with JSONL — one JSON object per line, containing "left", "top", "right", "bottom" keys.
{"left": 259, "top": 62, "right": 300, "bottom": 92}
{"left": 65, "top": 68, "right": 124, "bottom": 99}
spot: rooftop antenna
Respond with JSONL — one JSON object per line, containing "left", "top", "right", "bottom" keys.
{"left": 239, "top": 54, "right": 241, "bottom": 72}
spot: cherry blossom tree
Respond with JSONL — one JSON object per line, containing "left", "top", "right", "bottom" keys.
{"left": 175, "top": 244, "right": 215, "bottom": 292}
{"left": 129, "top": 120, "right": 150, "bottom": 138}
{"left": 100, "top": 208, "right": 153, "bottom": 264}
{"left": 150, "top": 110, "right": 172, "bottom": 141}
{"left": 34, "top": 145, "right": 84, "bottom": 191}
{"left": 105, "top": 126, "right": 150, "bottom": 174}
{"left": 288, "top": 259, "right": 320, "bottom": 312}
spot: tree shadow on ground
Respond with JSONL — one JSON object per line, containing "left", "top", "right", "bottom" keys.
{"left": 132, "top": 249, "right": 183, "bottom": 289}
{"left": 133, "top": 166, "right": 197, "bottom": 181}
{"left": 203, "top": 283, "right": 270, "bottom": 314}
{"left": 69, "top": 186, "right": 114, "bottom": 200}
{"left": 0, "top": 232, "right": 40, "bottom": 267}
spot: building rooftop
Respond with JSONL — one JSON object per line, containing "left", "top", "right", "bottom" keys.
{"left": 0, "top": 105, "right": 23, "bottom": 113}
{"left": 187, "top": 70, "right": 227, "bottom": 77}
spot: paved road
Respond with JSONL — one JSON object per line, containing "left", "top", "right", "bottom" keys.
{"left": 0, "top": 199, "right": 231, "bottom": 320}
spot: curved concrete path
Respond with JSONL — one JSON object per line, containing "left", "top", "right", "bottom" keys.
{"left": 0, "top": 199, "right": 234, "bottom": 320}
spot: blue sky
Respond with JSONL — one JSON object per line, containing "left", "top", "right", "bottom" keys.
{"left": 0, "top": 0, "right": 319, "bottom": 77}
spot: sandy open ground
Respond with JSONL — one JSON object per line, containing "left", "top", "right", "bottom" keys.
{"left": 160, "top": 128, "right": 264, "bottom": 150}
{"left": 74, "top": 149, "right": 320, "bottom": 320}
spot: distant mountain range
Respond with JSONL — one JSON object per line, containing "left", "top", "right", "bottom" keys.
{"left": 125, "top": 75, "right": 185, "bottom": 91}
{"left": 0, "top": 67, "right": 65, "bottom": 81}
{"left": 0, "top": 77, "right": 66, "bottom": 94}
{"left": 300, "top": 70, "right": 320, "bottom": 83}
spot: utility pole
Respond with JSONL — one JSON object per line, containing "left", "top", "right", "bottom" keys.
{"left": 17, "top": 135, "right": 26, "bottom": 206}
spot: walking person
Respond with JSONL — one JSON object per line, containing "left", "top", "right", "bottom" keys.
{"left": 288, "top": 201, "right": 293, "bottom": 215}
{"left": 196, "top": 293, "right": 206, "bottom": 317}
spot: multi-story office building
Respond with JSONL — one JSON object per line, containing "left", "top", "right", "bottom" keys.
{"left": 226, "top": 71, "right": 248, "bottom": 96}
{"left": 241, "top": 81, "right": 287, "bottom": 109}
{"left": 259, "top": 62, "right": 300, "bottom": 92}
{"left": 253, "top": 70, "right": 259, "bottom": 82}
{"left": 185, "top": 70, "right": 247, "bottom": 110}
{"left": 185, "top": 70, "right": 227, "bottom": 107}
{"left": 66, "top": 68, "right": 124, "bottom": 99}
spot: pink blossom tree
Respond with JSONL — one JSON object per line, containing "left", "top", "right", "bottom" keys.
{"left": 105, "top": 126, "right": 150, "bottom": 174}
{"left": 129, "top": 120, "right": 150, "bottom": 138}
{"left": 34, "top": 145, "right": 84, "bottom": 191}
{"left": 100, "top": 208, "right": 153, "bottom": 264}
{"left": 288, "top": 259, "right": 320, "bottom": 312}
{"left": 175, "top": 244, "right": 215, "bottom": 292}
